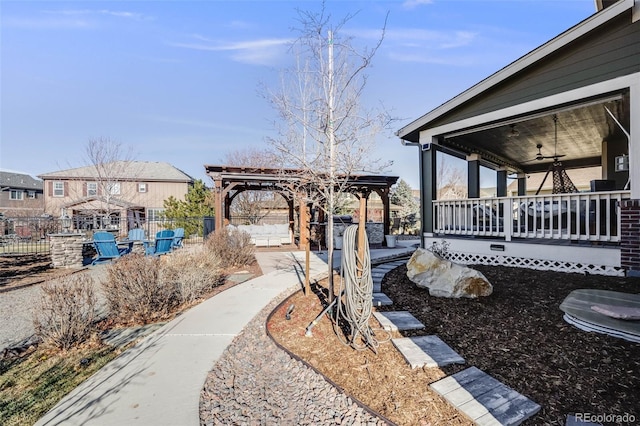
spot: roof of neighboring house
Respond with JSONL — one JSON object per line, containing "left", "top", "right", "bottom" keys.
{"left": 507, "top": 166, "right": 602, "bottom": 192}
{"left": 38, "top": 161, "right": 194, "bottom": 182}
{"left": 63, "top": 196, "right": 143, "bottom": 209}
{"left": 0, "top": 170, "right": 43, "bottom": 191}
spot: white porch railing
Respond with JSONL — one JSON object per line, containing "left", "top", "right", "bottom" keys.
{"left": 433, "top": 191, "right": 631, "bottom": 243}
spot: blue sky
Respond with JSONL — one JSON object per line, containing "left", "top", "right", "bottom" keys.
{"left": 1, "top": 0, "right": 596, "bottom": 188}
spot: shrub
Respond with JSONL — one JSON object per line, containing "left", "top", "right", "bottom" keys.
{"left": 102, "top": 254, "right": 178, "bottom": 324}
{"left": 205, "top": 227, "right": 255, "bottom": 269}
{"left": 32, "top": 274, "right": 97, "bottom": 350}
{"left": 161, "top": 246, "right": 224, "bottom": 304}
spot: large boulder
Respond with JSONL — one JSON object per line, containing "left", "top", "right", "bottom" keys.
{"left": 406, "top": 248, "right": 493, "bottom": 298}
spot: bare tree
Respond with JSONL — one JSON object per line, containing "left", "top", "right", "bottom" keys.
{"left": 221, "top": 148, "right": 284, "bottom": 224}
{"left": 83, "top": 138, "right": 138, "bottom": 217}
{"left": 437, "top": 155, "right": 466, "bottom": 200}
{"left": 264, "top": 3, "right": 393, "bottom": 299}
{"left": 58, "top": 137, "right": 139, "bottom": 230}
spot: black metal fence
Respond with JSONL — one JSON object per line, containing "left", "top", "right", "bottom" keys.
{"left": 0, "top": 215, "right": 210, "bottom": 255}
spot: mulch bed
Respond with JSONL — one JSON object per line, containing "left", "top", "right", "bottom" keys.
{"left": 269, "top": 264, "right": 640, "bottom": 425}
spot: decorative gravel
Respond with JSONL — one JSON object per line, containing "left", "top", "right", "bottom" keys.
{"left": 0, "top": 267, "right": 108, "bottom": 352}
{"left": 199, "top": 288, "right": 388, "bottom": 425}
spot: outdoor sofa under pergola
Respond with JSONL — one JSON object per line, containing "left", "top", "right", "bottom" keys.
{"left": 397, "top": 0, "right": 639, "bottom": 277}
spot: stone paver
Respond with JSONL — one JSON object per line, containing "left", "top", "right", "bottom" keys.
{"left": 372, "top": 293, "right": 393, "bottom": 306}
{"left": 372, "top": 311, "right": 425, "bottom": 332}
{"left": 392, "top": 335, "right": 465, "bottom": 368}
{"left": 430, "top": 366, "right": 541, "bottom": 426}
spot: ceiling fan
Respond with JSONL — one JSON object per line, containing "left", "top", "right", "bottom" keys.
{"left": 523, "top": 115, "right": 566, "bottom": 163}
{"left": 527, "top": 143, "right": 566, "bottom": 161}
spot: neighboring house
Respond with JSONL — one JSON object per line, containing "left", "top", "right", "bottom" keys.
{"left": 396, "top": 0, "right": 639, "bottom": 276}
{"left": 0, "top": 170, "right": 44, "bottom": 216}
{"left": 38, "top": 161, "right": 194, "bottom": 232}
{"left": 507, "top": 167, "right": 602, "bottom": 196}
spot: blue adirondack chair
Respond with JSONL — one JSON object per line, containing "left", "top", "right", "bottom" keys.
{"left": 127, "top": 228, "right": 149, "bottom": 251}
{"left": 92, "top": 232, "right": 131, "bottom": 264}
{"left": 171, "top": 228, "right": 185, "bottom": 250}
{"left": 128, "top": 228, "right": 146, "bottom": 241}
{"left": 145, "top": 230, "right": 174, "bottom": 256}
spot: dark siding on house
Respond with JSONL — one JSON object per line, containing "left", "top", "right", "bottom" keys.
{"left": 427, "top": 11, "right": 640, "bottom": 129}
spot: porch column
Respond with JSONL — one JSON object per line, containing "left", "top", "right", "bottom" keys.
{"left": 496, "top": 169, "right": 508, "bottom": 197}
{"left": 467, "top": 153, "right": 480, "bottom": 199}
{"left": 419, "top": 139, "right": 437, "bottom": 235}
{"left": 517, "top": 173, "right": 527, "bottom": 196}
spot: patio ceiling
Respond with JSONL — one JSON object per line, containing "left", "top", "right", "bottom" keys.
{"left": 439, "top": 92, "right": 630, "bottom": 174}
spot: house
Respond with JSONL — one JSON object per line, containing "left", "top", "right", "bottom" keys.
{"left": 38, "top": 161, "right": 194, "bottom": 232}
{"left": 507, "top": 166, "right": 602, "bottom": 196}
{"left": 0, "top": 170, "right": 44, "bottom": 216}
{"left": 397, "top": 0, "right": 639, "bottom": 276}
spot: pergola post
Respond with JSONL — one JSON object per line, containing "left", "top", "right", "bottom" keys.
{"left": 224, "top": 192, "right": 231, "bottom": 224}
{"left": 213, "top": 177, "right": 223, "bottom": 231}
{"left": 287, "top": 196, "right": 295, "bottom": 238}
{"left": 357, "top": 191, "right": 367, "bottom": 274}
{"left": 377, "top": 188, "right": 391, "bottom": 243}
{"left": 297, "top": 193, "right": 311, "bottom": 294}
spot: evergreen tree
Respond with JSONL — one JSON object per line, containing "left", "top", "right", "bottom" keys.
{"left": 390, "top": 179, "right": 419, "bottom": 233}
{"left": 163, "top": 179, "right": 215, "bottom": 236}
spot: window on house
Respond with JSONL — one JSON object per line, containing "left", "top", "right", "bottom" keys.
{"left": 138, "top": 183, "right": 147, "bottom": 193}
{"left": 147, "top": 208, "right": 165, "bottom": 222}
{"left": 87, "top": 182, "right": 98, "bottom": 196}
{"left": 10, "top": 190, "right": 24, "bottom": 200}
{"left": 53, "top": 182, "right": 64, "bottom": 197}
{"left": 27, "top": 191, "right": 35, "bottom": 199}
{"left": 107, "top": 182, "right": 120, "bottom": 195}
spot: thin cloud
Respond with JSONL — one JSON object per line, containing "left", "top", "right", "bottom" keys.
{"left": 402, "top": 0, "right": 434, "bottom": 9}
{"left": 387, "top": 28, "right": 478, "bottom": 49}
{"left": 388, "top": 51, "right": 474, "bottom": 66}
{"left": 2, "top": 16, "right": 93, "bottom": 29}
{"left": 347, "top": 27, "right": 477, "bottom": 49}
{"left": 169, "top": 36, "right": 293, "bottom": 66}
{"left": 227, "top": 20, "right": 254, "bottom": 30}
{"left": 143, "top": 115, "right": 268, "bottom": 136}
{"left": 43, "top": 9, "right": 152, "bottom": 21}
{"left": 3, "top": 8, "right": 152, "bottom": 30}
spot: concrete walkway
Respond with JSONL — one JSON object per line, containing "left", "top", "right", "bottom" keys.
{"left": 35, "top": 244, "right": 416, "bottom": 426}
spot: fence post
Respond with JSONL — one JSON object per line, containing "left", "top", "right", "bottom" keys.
{"left": 49, "top": 232, "right": 84, "bottom": 269}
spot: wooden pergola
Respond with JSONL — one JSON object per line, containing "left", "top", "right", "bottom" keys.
{"left": 204, "top": 165, "right": 399, "bottom": 247}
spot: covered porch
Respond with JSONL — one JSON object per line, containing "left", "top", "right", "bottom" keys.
{"left": 397, "top": 0, "right": 640, "bottom": 276}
